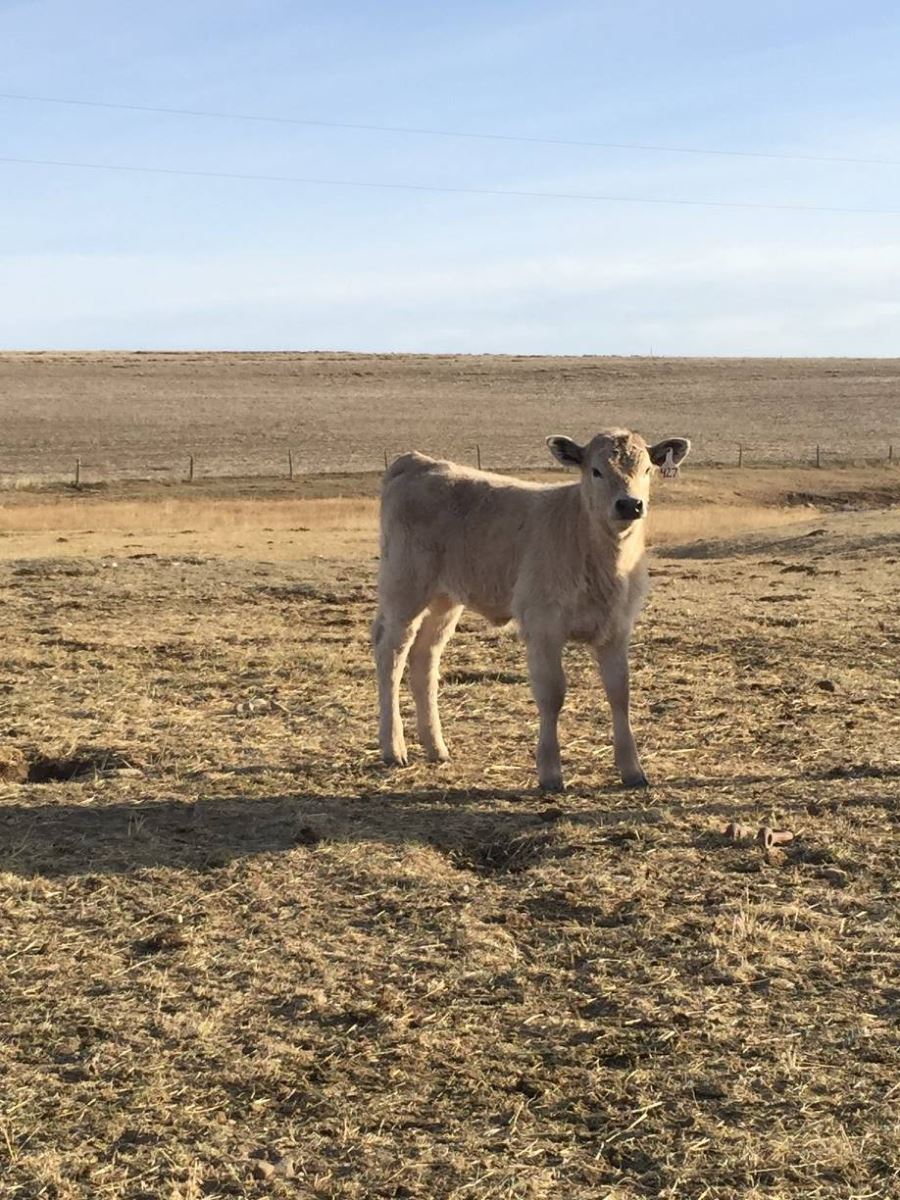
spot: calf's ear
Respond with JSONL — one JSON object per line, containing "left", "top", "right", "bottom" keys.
{"left": 546, "top": 436, "right": 584, "bottom": 467}
{"left": 649, "top": 437, "right": 691, "bottom": 467}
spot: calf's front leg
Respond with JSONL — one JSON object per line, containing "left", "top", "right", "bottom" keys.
{"left": 596, "top": 639, "right": 648, "bottom": 788}
{"left": 526, "top": 635, "right": 567, "bottom": 791}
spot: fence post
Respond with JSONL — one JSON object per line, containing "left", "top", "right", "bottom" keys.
{"left": 815, "top": 445, "right": 821, "bottom": 469}
{"left": 74, "top": 458, "right": 81, "bottom": 488}
{"left": 890, "top": 444, "right": 894, "bottom": 464}
{"left": 383, "top": 449, "right": 389, "bottom": 471}
{"left": 476, "top": 444, "right": 482, "bottom": 470}
{"left": 188, "top": 455, "right": 194, "bottom": 483}
{"left": 288, "top": 450, "right": 294, "bottom": 481}
{"left": 737, "top": 443, "right": 743, "bottom": 467}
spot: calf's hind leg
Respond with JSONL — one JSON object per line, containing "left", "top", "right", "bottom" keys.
{"left": 408, "top": 597, "right": 462, "bottom": 761}
{"left": 373, "top": 607, "right": 425, "bottom": 766}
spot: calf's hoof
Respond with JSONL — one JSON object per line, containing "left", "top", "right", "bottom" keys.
{"left": 622, "top": 771, "right": 649, "bottom": 789}
{"left": 539, "top": 775, "right": 565, "bottom": 794}
{"left": 424, "top": 746, "right": 450, "bottom": 764}
{"left": 382, "top": 750, "right": 409, "bottom": 768}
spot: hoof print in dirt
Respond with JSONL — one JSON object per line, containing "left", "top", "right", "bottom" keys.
{"left": 294, "top": 823, "right": 324, "bottom": 847}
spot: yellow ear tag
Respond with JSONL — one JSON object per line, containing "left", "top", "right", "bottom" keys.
{"left": 660, "top": 448, "right": 680, "bottom": 480}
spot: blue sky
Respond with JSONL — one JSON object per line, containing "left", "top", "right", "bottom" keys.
{"left": 2, "top": 0, "right": 899, "bottom": 353}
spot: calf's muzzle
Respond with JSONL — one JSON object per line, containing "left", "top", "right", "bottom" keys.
{"left": 614, "top": 496, "right": 644, "bottom": 521}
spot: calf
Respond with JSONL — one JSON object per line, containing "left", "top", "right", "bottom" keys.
{"left": 373, "top": 429, "right": 690, "bottom": 790}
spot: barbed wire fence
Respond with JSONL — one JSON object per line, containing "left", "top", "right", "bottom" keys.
{"left": 0, "top": 439, "right": 897, "bottom": 491}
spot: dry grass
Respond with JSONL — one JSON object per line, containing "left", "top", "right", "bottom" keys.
{"left": 0, "top": 489, "right": 814, "bottom": 563}
{"left": 0, "top": 497, "right": 378, "bottom": 562}
{"left": 1, "top": 464, "right": 899, "bottom": 1199}
{"left": 0, "top": 475, "right": 69, "bottom": 492}
{"left": 0, "top": 497, "right": 377, "bottom": 534}
{"left": 6, "top": 458, "right": 896, "bottom": 563}
{"left": 649, "top": 505, "right": 815, "bottom": 545}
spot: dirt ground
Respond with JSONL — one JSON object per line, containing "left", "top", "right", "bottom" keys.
{"left": 2, "top": 351, "right": 899, "bottom": 483}
{"left": 1, "top": 459, "right": 898, "bottom": 1198}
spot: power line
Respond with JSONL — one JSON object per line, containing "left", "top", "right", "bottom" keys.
{"left": 2, "top": 89, "right": 899, "bottom": 169}
{"left": 3, "top": 153, "right": 899, "bottom": 215}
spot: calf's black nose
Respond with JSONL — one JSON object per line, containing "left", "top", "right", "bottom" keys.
{"left": 615, "top": 496, "right": 644, "bottom": 520}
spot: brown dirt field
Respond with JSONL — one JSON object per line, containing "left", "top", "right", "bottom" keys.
{"left": 2, "top": 462, "right": 899, "bottom": 1199}
{"left": 2, "top": 352, "right": 899, "bottom": 483}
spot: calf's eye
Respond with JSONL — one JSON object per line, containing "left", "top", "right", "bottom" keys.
{"left": 592, "top": 468, "right": 602, "bottom": 478}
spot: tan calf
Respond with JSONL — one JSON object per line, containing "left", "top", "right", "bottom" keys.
{"left": 373, "top": 429, "right": 690, "bottom": 790}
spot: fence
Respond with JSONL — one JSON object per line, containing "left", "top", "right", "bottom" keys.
{"left": 1, "top": 440, "right": 897, "bottom": 491}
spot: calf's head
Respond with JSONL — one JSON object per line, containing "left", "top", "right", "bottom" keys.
{"left": 547, "top": 429, "right": 691, "bottom": 530}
